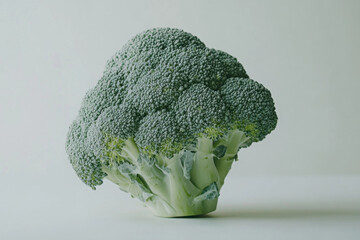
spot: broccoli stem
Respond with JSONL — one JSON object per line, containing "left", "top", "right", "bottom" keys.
{"left": 214, "top": 129, "right": 250, "bottom": 187}
{"left": 142, "top": 137, "right": 225, "bottom": 217}
{"left": 121, "top": 138, "right": 139, "bottom": 163}
{"left": 102, "top": 129, "right": 249, "bottom": 217}
{"left": 190, "top": 137, "right": 220, "bottom": 190}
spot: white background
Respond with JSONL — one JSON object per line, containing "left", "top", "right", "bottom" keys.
{"left": 1, "top": 0, "right": 360, "bottom": 239}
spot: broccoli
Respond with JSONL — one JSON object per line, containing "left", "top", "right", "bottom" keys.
{"left": 66, "top": 28, "right": 277, "bottom": 217}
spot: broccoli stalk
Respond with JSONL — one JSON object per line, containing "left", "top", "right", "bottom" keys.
{"left": 98, "top": 128, "right": 250, "bottom": 217}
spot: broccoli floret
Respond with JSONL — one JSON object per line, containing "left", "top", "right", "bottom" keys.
{"left": 221, "top": 77, "right": 278, "bottom": 142}
{"left": 66, "top": 28, "right": 277, "bottom": 217}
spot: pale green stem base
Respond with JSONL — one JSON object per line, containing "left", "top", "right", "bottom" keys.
{"left": 102, "top": 129, "right": 250, "bottom": 217}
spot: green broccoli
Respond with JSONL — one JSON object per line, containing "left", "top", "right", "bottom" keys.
{"left": 66, "top": 28, "right": 277, "bottom": 217}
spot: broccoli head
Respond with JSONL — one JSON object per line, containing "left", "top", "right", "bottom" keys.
{"left": 66, "top": 28, "right": 277, "bottom": 217}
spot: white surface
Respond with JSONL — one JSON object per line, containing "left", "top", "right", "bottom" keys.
{"left": 2, "top": 176, "right": 360, "bottom": 240}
